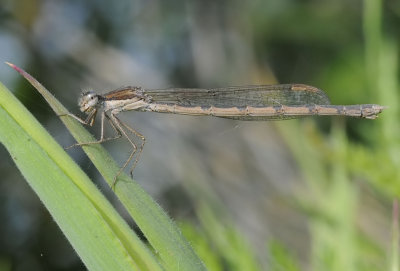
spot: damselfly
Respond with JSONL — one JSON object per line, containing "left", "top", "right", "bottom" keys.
{"left": 65, "top": 84, "right": 385, "bottom": 187}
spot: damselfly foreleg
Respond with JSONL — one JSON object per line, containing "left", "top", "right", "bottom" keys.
{"left": 63, "top": 111, "right": 123, "bottom": 149}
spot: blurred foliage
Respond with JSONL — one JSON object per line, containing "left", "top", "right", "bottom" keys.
{"left": 181, "top": 204, "right": 260, "bottom": 271}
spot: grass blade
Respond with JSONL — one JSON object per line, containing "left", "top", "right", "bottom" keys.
{"left": 6, "top": 62, "right": 206, "bottom": 271}
{"left": 0, "top": 80, "right": 164, "bottom": 270}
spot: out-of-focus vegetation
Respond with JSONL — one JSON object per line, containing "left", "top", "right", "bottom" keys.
{"left": 0, "top": 0, "right": 398, "bottom": 270}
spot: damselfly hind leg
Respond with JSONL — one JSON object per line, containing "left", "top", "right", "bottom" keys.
{"left": 119, "top": 118, "right": 146, "bottom": 178}
{"left": 109, "top": 113, "right": 146, "bottom": 189}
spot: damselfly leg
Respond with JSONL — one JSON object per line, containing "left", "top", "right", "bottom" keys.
{"left": 107, "top": 112, "right": 146, "bottom": 189}
{"left": 60, "top": 111, "right": 122, "bottom": 149}
{"left": 61, "top": 110, "right": 145, "bottom": 189}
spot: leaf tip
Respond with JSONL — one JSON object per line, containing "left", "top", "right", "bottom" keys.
{"left": 5, "top": 61, "right": 16, "bottom": 69}
{"left": 5, "top": 61, "right": 24, "bottom": 74}
{"left": 5, "top": 62, "right": 37, "bottom": 85}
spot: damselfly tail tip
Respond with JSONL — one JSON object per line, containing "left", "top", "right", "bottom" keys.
{"left": 363, "top": 104, "right": 387, "bottom": 119}
{"left": 375, "top": 105, "right": 388, "bottom": 114}
{"left": 380, "top": 105, "right": 389, "bottom": 110}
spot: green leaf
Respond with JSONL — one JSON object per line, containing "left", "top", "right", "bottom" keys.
{"left": 6, "top": 62, "right": 206, "bottom": 271}
{"left": 0, "top": 81, "right": 163, "bottom": 270}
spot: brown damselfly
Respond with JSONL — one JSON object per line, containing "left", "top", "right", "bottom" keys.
{"left": 65, "top": 84, "right": 385, "bottom": 187}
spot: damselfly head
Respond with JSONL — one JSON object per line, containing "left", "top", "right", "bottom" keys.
{"left": 79, "top": 91, "right": 99, "bottom": 113}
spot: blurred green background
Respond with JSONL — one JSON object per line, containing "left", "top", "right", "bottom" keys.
{"left": 0, "top": 0, "right": 399, "bottom": 270}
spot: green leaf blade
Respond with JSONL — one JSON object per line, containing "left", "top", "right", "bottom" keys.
{"left": 0, "top": 80, "right": 162, "bottom": 271}
{"left": 6, "top": 62, "right": 205, "bottom": 271}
